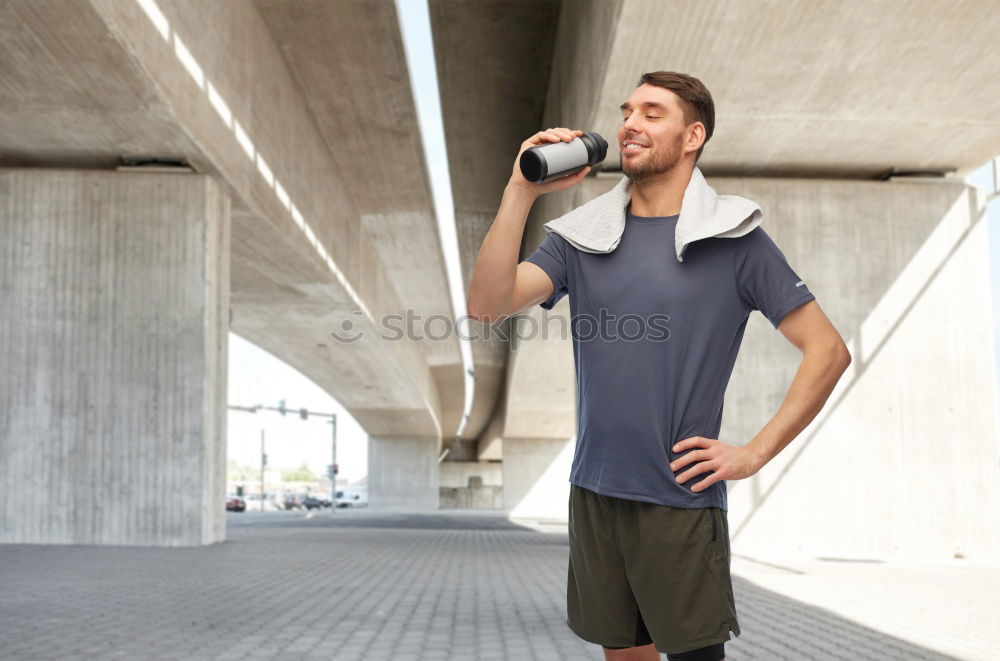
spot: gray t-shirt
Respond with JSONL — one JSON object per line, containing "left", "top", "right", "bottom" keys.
{"left": 524, "top": 206, "right": 815, "bottom": 511}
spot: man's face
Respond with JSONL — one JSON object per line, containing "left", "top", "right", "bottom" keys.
{"left": 617, "top": 84, "right": 699, "bottom": 183}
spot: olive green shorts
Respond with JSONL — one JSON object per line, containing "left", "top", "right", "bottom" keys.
{"left": 566, "top": 484, "right": 741, "bottom": 655}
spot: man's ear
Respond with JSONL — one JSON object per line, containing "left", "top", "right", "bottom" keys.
{"left": 687, "top": 122, "right": 706, "bottom": 153}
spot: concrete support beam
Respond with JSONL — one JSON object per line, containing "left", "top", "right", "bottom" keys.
{"left": 0, "top": 169, "right": 229, "bottom": 546}
{"left": 475, "top": 384, "right": 505, "bottom": 462}
{"left": 502, "top": 437, "right": 575, "bottom": 521}
{"left": 368, "top": 436, "right": 440, "bottom": 511}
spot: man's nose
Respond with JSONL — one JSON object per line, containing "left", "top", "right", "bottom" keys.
{"left": 623, "top": 128, "right": 643, "bottom": 143}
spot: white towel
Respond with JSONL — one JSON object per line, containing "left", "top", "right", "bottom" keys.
{"left": 542, "top": 166, "right": 764, "bottom": 262}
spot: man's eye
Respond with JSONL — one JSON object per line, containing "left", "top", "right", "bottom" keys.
{"left": 647, "top": 116, "right": 660, "bottom": 119}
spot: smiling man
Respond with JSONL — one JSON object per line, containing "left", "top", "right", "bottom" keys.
{"left": 467, "top": 71, "right": 851, "bottom": 661}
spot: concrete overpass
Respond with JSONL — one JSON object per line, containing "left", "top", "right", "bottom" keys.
{"left": 2, "top": 0, "right": 998, "bottom": 560}
{"left": 1, "top": 0, "right": 477, "bottom": 545}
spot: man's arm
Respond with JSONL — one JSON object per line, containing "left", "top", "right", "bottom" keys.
{"left": 466, "top": 184, "right": 554, "bottom": 323}
{"left": 467, "top": 127, "right": 591, "bottom": 323}
{"left": 672, "top": 269, "right": 851, "bottom": 493}
{"left": 745, "top": 299, "right": 852, "bottom": 467}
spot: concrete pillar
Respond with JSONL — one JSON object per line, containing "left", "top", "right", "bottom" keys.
{"left": 367, "top": 436, "right": 440, "bottom": 510}
{"left": 502, "top": 437, "right": 575, "bottom": 521}
{"left": 0, "top": 169, "right": 229, "bottom": 547}
{"left": 439, "top": 461, "right": 503, "bottom": 510}
{"left": 717, "top": 176, "right": 1000, "bottom": 562}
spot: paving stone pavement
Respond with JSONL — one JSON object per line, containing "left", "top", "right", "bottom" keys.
{"left": 0, "top": 509, "right": 993, "bottom": 660}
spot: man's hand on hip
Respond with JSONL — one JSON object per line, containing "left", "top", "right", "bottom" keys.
{"left": 669, "top": 436, "right": 763, "bottom": 493}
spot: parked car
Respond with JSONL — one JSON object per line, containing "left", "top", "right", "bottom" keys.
{"left": 335, "top": 490, "right": 368, "bottom": 508}
{"left": 226, "top": 495, "right": 246, "bottom": 512}
{"left": 302, "top": 495, "right": 324, "bottom": 510}
{"left": 242, "top": 493, "right": 279, "bottom": 511}
{"left": 283, "top": 494, "right": 303, "bottom": 510}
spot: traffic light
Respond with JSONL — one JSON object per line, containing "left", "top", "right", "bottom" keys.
{"left": 334, "top": 463, "right": 339, "bottom": 475}
{"left": 326, "top": 465, "right": 335, "bottom": 480}
{"left": 278, "top": 400, "right": 286, "bottom": 416}
{"left": 299, "top": 408, "right": 308, "bottom": 420}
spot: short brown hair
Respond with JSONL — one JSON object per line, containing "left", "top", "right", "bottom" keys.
{"left": 637, "top": 71, "right": 715, "bottom": 163}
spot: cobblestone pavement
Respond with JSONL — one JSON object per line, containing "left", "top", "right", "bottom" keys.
{"left": 0, "top": 509, "right": 994, "bottom": 660}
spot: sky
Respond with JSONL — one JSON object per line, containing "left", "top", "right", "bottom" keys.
{"left": 225, "top": 0, "right": 455, "bottom": 484}
{"left": 227, "top": 333, "right": 368, "bottom": 484}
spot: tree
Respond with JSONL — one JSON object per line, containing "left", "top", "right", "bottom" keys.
{"left": 227, "top": 459, "right": 257, "bottom": 482}
{"left": 281, "top": 463, "right": 317, "bottom": 482}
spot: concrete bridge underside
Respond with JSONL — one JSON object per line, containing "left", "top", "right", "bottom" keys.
{"left": 2, "top": 0, "right": 999, "bottom": 559}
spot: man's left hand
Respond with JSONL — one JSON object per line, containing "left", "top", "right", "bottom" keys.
{"left": 669, "top": 437, "right": 763, "bottom": 493}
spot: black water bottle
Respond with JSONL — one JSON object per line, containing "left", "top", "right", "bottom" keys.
{"left": 519, "top": 131, "right": 608, "bottom": 183}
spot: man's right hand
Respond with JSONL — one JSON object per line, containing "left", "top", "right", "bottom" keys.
{"left": 508, "top": 127, "right": 592, "bottom": 197}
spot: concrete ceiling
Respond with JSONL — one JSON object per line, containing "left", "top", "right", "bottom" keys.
{"left": 0, "top": 0, "right": 465, "bottom": 443}
{"left": 432, "top": 0, "right": 1000, "bottom": 441}
{"left": 0, "top": 1, "right": 195, "bottom": 170}
{"left": 590, "top": 0, "right": 1000, "bottom": 180}
{"left": 5, "top": 0, "right": 998, "bottom": 454}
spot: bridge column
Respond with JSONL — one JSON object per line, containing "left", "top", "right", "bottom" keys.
{"left": 0, "top": 169, "right": 229, "bottom": 546}
{"left": 502, "top": 437, "right": 575, "bottom": 522}
{"left": 367, "top": 436, "right": 440, "bottom": 510}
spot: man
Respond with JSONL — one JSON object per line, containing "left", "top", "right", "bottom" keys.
{"left": 466, "top": 71, "right": 851, "bottom": 661}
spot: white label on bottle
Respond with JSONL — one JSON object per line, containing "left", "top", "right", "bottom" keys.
{"left": 541, "top": 138, "right": 589, "bottom": 177}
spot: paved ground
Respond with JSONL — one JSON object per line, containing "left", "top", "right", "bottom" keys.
{"left": 0, "top": 509, "right": 994, "bottom": 660}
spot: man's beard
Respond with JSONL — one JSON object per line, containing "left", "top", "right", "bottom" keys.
{"left": 620, "top": 135, "right": 683, "bottom": 182}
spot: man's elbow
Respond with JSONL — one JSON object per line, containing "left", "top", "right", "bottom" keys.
{"left": 466, "top": 293, "right": 487, "bottom": 323}
{"left": 467, "top": 292, "right": 515, "bottom": 323}
{"left": 828, "top": 339, "right": 852, "bottom": 373}
{"left": 804, "top": 336, "right": 851, "bottom": 371}
{"left": 838, "top": 340, "right": 852, "bottom": 370}
{"left": 466, "top": 290, "right": 485, "bottom": 322}
{"left": 467, "top": 286, "right": 514, "bottom": 324}
{"left": 467, "top": 304, "right": 486, "bottom": 323}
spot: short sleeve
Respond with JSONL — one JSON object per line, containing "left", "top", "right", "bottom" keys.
{"left": 523, "top": 231, "right": 569, "bottom": 310}
{"left": 733, "top": 227, "right": 815, "bottom": 328}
